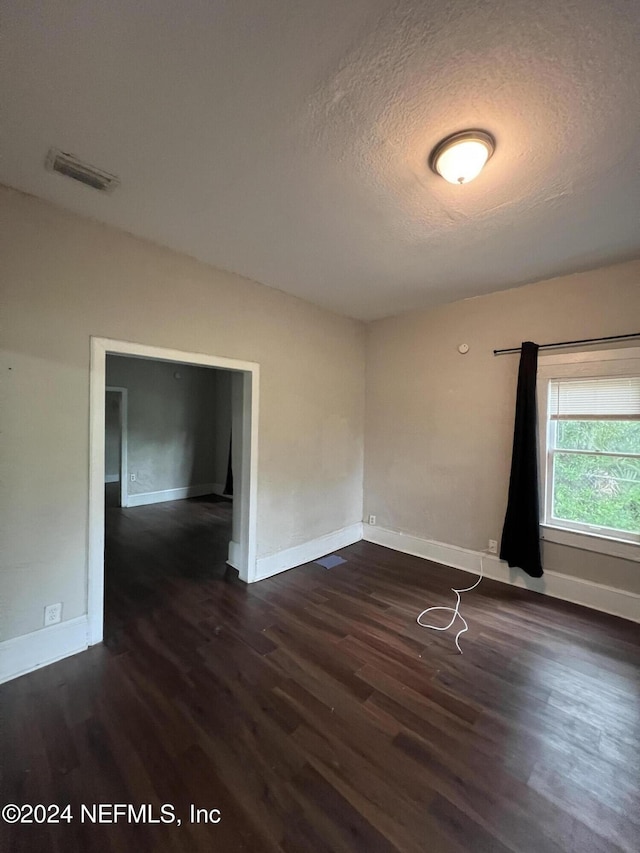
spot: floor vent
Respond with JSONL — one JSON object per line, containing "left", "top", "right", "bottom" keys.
{"left": 314, "top": 554, "right": 347, "bottom": 569}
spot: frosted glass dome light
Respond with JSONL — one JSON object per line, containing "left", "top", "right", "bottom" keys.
{"left": 430, "top": 131, "right": 495, "bottom": 185}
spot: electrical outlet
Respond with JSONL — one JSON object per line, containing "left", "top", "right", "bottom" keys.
{"left": 368, "top": 514, "right": 376, "bottom": 525}
{"left": 130, "top": 472, "right": 136, "bottom": 482}
{"left": 44, "top": 603, "right": 62, "bottom": 626}
{"left": 488, "top": 539, "right": 498, "bottom": 554}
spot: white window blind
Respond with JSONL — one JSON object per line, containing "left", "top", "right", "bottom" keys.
{"left": 548, "top": 377, "right": 640, "bottom": 420}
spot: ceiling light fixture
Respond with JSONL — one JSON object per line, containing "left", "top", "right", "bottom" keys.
{"left": 429, "top": 130, "right": 495, "bottom": 185}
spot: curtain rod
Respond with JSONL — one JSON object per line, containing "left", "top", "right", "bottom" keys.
{"left": 493, "top": 332, "right": 640, "bottom": 356}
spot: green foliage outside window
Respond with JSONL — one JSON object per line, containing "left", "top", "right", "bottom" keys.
{"left": 552, "top": 421, "right": 640, "bottom": 534}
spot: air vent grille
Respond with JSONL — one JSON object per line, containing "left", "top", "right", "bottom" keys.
{"left": 45, "top": 149, "right": 119, "bottom": 192}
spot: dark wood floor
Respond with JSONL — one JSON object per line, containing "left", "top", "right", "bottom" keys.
{"left": 1, "top": 496, "right": 639, "bottom": 853}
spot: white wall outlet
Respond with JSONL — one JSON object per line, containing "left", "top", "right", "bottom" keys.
{"left": 44, "top": 603, "right": 62, "bottom": 626}
{"left": 488, "top": 539, "right": 498, "bottom": 554}
{"left": 368, "top": 514, "right": 376, "bottom": 525}
{"left": 130, "top": 472, "right": 136, "bottom": 482}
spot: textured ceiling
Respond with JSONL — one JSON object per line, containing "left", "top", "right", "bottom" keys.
{"left": 2, "top": 0, "right": 640, "bottom": 320}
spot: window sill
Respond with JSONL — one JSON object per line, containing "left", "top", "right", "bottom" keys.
{"left": 541, "top": 524, "right": 640, "bottom": 563}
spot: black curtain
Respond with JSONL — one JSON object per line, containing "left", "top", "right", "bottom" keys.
{"left": 224, "top": 433, "right": 233, "bottom": 497}
{"left": 499, "top": 341, "right": 543, "bottom": 578}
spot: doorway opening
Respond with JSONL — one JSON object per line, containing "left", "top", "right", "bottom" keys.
{"left": 88, "top": 337, "right": 259, "bottom": 646}
{"left": 104, "top": 386, "right": 128, "bottom": 508}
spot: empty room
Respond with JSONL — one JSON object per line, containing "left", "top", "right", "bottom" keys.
{"left": 1, "top": 2, "right": 639, "bottom": 852}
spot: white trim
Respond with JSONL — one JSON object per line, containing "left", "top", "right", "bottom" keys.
{"left": 234, "top": 371, "right": 259, "bottom": 580}
{"left": 105, "top": 474, "right": 119, "bottom": 483}
{"left": 541, "top": 524, "right": 639, "bottom": 562}
{"left": 537, "top": 346, "right": 640, "bottom": 561}
{"left": 227, "top": 540, "right": 242, "bottom": 571}
{"left": 123, "top": 482, "right": 229, "bottom": 505}
{"left": 0, "top": 617, "right": 89, "bottom": 685}
{"left": 254, "top": 523, "right": 363, "bottom": 582}
{"left": 537, "top": 347, "right": 640, "bottom": 368}
{"left": 89, "top": 339, "right": 107, "bottom": 644}
{"left": 89, "top": 337, "right": 259, "bottom": 645}
{"left": 364, "top": 525, "right": 479, "bottom": 572}
{"left": 363, "top": 525, "right": 640, "bottom": 623}
{"left": 480, "top": 553, "right": 640, "bottom": 623}
{"left": 126, "top": 483, "right": 224, "bottom": 507}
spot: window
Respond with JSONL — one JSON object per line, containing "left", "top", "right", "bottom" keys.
{"left": 538, "top": 348, "right": 640, "bottom": 561}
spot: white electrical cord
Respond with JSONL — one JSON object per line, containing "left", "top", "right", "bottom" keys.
{"left": 416, "top": 557, "right": 484, "bottom": 654}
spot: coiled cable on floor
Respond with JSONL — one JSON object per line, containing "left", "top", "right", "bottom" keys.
{"left": 416, "top": 557, "right": 484, "bottom": 654}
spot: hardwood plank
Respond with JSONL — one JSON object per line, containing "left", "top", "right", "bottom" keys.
{"left": 1, "top": 495, "right": 638, "bottom": 852}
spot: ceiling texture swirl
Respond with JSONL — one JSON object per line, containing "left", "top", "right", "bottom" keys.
{"left": 2, "top": 0, "right": 639, "bottom": 319}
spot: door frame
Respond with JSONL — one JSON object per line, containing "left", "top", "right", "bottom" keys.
{"left": 88, "top": 336, "right": 260, "bottom": 646}
{"left": 105, "top": 386, "right": 128, "bottom": 508}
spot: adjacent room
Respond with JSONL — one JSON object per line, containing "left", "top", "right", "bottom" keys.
{"left": 103, "top": 355, "right": 235, "bottom": 646}
{"left": 1, "top": 1, "right": 639, "bottom": 852}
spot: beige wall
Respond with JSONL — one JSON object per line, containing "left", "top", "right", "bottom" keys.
{"left": 364, "top": 260, "right": 640, "bottom": 594}
{"left": 106, "top": 357, "right": 231, "bottom": 495}
{"left": 0, "top": 186, "right": 365, "bottom": 642}
{"left": 2, "top": 182, "right": 637, "bottom": 646}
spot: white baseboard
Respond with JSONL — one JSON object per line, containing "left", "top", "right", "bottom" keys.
{"left": 363, "top": 525, "right": 640, "bottom": 624}
{"left": 227, "top": 540, "right": 242, "bottom": 571}
{"left": 254, "top": 522, "right": 363, "bottom": 582}
{"left": 127, "top": 483, "right": 223, "bottom": 507}
{"left": 0, "top": 616, "right": 89, "bottom": 685}
{"left": 104, "top": 474, "right": 119, "bottom": 483}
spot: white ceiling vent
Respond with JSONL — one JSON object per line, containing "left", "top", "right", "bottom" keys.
{"left": 45, "top": 148, "right": 120, "bottom": 192}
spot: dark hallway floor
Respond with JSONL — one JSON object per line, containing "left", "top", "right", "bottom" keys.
{"left": 103, "top": 493, "right": 233, "bottom": 651}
